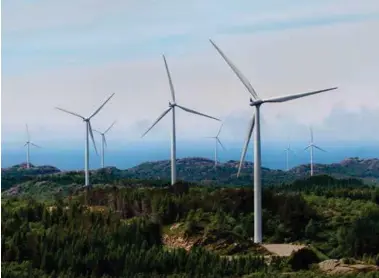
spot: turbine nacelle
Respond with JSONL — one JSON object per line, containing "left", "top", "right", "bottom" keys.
{"left": 169, "top": 102, "right": 176, "bottom": 108}
{"left": 250, "top": 99, "right": 263, "bottom": 106}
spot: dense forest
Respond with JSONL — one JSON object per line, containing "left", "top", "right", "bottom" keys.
{"left": 2, "top": 174, "right": 379, "bottom": 277}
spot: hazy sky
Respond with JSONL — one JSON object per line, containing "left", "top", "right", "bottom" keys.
{"left": 2, "top": 0, "right": 379, "bottom": 149}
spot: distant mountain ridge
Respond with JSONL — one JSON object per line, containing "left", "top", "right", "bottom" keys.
{"left": 125, "top": 156, "right": 379, "bottom": 185}
{"left": 2, "top": 157, "right": 379, "bottom": 190}
{"left": 1, "top": 163, "right": 61, "bottom": 176}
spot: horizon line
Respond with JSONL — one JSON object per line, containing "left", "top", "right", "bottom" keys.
{"left": 2, "top": 155, "right": 378, "bottom": 173}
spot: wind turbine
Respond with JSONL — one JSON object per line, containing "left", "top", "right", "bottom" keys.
{"left": 205, "top": 123, "right": 226, "bottom": 168}
{"left": 283, "top": 143, "right": 295, "bottom": 171}
{"left": 24, "top": 124, "right": 41, "bottom": 169}
{"left": 210, "top": 39, "right": 337, "bottom": 243}
{"left": 304, "top": 127, "right": 326, "bottom": 176}
{"left": 141, "top": 55, "right": 220, "bottom": 185}
{"left": 55, "top": 93, "right": 115, "bottom": 187}
{"left": 94, "top": 121, "right": 116, "bottom": 168}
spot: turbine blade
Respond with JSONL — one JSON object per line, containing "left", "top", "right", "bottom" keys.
{"left": 141, "top": 107, "right": 172, "bottom": 138}
{"left": 88, "top": 121, "right": 98, "bottom": 155}
{"left": 216, "top": 123, "right": 223, "bottom": 137}
{"left": 103, "top": 135, "right": 108, "bottom": 148}
{"left": 314, "top": 145, "right": 327, "bottom": 152}
{"left": 163, "top": 55, "right": 176, "bottom": 103}
{"left": 26, "top": 124, "right": 30, "bottom": 141}
{"left": 176, "top": 104, "right": 220, "bottom": 121}
{"left": 89, "top": 93, "right": 115, "bottom": 119}
{"left": 24, "top": 142, "right": 28, "bottom": 147}
{"left": 93, "top": 129, "right": 102, "bottom": 135}
{"left": 237, "top": 114, "right": 255, "bottom": 177}
{"left": 209, "top": 39, "right": 260, "bottom": 100}
{"left": 31, "top": 143, "right": 41, "bottom": 148}
{"left": 304, "top": 144, "right": 311, "bottom": 151}
{"left": 217, "top": 138, "right": 226, "bottom": 151}
{"left": 262, "top": 87, "right": 338, "bottom": 103}
{"left": 104, "top": 120, "right": 116, "bottom": 134}
{"left": 55, "top": 107, "right": 85, "bottom": 119}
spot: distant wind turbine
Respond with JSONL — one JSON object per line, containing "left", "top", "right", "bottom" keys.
{"left": 283, "top": 143, "right": 295, "bottom": 171}
{"left": 141, "top": 55, "right": 220, "bottom": 185}
{"left": 205, "top": 123, "right": 226, "bottom": 168}
{"left": 94, "top": 121, "right": 116, "bottom": 168}
{"left": 210, "top": 38, "right": 337, "bottom": 243}
{"left": 304, "top": 127, "right": 326, "bottom": 176}
{"left": 55, "top": 93, "right": 115, "bottom": 187}
{"left": 24, "top": 124, "right": 41, "bottom": 169}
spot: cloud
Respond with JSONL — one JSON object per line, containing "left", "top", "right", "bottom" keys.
{"left": 3, "top": 0, "right": 378, "bottom": 34}
{"left": 3, "top": 0, "right": 379, "bottom": 75}
{"left": 2, "top": 1, "right": 379, "bottom": 147}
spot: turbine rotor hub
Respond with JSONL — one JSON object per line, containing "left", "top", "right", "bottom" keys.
{"left": 169, "top": 102, "right": 176, "bottom": 107}
{"left": 250, "top": 99, "right": 263, "bottom": 106}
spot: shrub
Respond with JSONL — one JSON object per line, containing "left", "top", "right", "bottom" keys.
{"left": 287, "top": 248, "right": 320, "bottom": 271}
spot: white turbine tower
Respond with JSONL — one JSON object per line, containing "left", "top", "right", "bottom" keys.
{"left": 24, "top": 124, "right": 41, "bottom": 169}
{"left": 55, "top": 93, "right": 115, "bottom": 187}
{"left": 205, "top": 123, "right": 226, "bottom": 168}
{"left": 283, "top": 143, "right": 295, "bottom": 171}
{"left": 141, "top": 55, "right": 220, "bottom": 185}
{"left": 94, "top": 121, "right": 116, "bottom": 168}
{"left": 304, "top": 127, "right": 326, "bottom": 176}
{"left": 210, "top": 39, "right": 337, "bottom": 243}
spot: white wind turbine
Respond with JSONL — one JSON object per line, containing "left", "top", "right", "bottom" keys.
{"left": 94, "top": 121, "right": 116, "bottom": 168}
{"left": 304, "top": 127, "right": 326, "bottom": 176}
{"left": 55, "top": 93, "right": 115, "bottom": 187}
{"left": 24, "top": 124, "right": 41, "bottom": 169}
{"left": 141, "top": 55, "right": 220, "bottom": 185}
{"left": 210, "top": 39, "right": 337, "bottom": 243}
{"left": 283, "top": 143, "right": 295, "bottom": 171}
{"left": 205, "top": 123, "right": 226, "bottom": 168}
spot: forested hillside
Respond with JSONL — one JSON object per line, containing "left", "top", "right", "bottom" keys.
{"left": 2, "top": 175, "right": 379, "bottom": 277}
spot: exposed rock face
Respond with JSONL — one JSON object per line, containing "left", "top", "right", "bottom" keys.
{"left": 162, "top": 223, "right": 198, "bottom": 251}
{"left": 3, "top": 185, "right": 21, "bottom": 196}
{"left": 319, "top": 259, "right": 379, "bottom": 274}
{"left": 162, "top": 234, "right": 198, "bottom": 252}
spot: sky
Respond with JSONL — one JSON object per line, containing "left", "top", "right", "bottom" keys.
{"left": 2, "top": 0, "right": 379, "bottom": 153}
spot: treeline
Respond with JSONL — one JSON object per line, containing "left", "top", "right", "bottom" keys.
{"left": 73, "top": 180, "right": 379, "bottom": 258}
{"left": 2, "top": 199, "right": 267, "bottom": 277}
{"left": 74, "top": 186, "right": 317, "bottom": 242}
{"left": 272, "top": 175, "right": 379, "bottom": 203}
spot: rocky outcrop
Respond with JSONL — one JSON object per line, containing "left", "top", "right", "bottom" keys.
{"left": 319, "top": 259, "right": 379, "bottom": 274}
{"left": 162, "top": 232, "right": 199, "bottom": 252}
